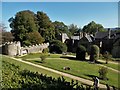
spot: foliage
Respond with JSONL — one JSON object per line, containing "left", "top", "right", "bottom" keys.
{"left": 98, "top": 67, "right": 108, "bottom": 80}
{"left": 37, "top": 11, "right": 55, "bottom": 42}
{"left": 103, "top": 51, "right": 112, "bottom": 64}
{"left": 9, "top": 10, "right": 39, "bottom": 46}
{"left": 90, "top": 45, "right": 100, "bottom": 62}
{"left": 76, "top": 45, "right": 86, "bottom": 60}
{"left": 82, "top": 21, "right": 106, "bottom": 34}
{"left": 42, "top": 48, "right": 49, "bottom": 53}
{"left": 0, "top": 23, "right": 14, "bottom": 44}
{"left": 68, "top": 24, "right": 79, "bottom": 35}
{"left": 49, "top": 40, "right": 67, "bottom": 54}
{"left": 2, "top": 60, "right": 95, "bottom": 90}
{"left": 24, "top": 31, "right": 44, "bottom": 46}
{"left": 40, "top": 54, "right": 46, "bottom": 63}
{"left": 53, "top": 21, "right": 70, "bottom": 39}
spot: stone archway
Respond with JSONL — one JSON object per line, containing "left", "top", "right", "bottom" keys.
{"left": 22, "top": 49, "right": 28, "bottom": 55}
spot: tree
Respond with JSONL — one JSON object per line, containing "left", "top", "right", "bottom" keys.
{"left": 40, "top": 54, "right": 47, "bottom": 63}
{"left": 53, "top": 21, "right": 69, "bottom": 39}
{"left": 49, "top": 40, "right": 67, "bottom": 54}
{"left": 68, "top": 24, "right": 79, "bottom": 35}
{"left": 82, "top": 21, "right": 106, "bottom": 34}
{"left": 23, "top": 31, "right": 44, "bottom": 46}
{"left": 76, "top": 45, "right": 86, "bottom": 60}
{"left": 36, "top": 11, "right": 55, "bottom": 42}
{"left": 9, "top": 10, "right": 39, "bottom": 46}
{"left": 90, "top": 45, "right": 100, "bottom": 62}
{"left": 98, "top": 67, "right": 108, "bottom": 80}
{"left": 0, "top": 23, "right": 14, "bottom": 44}
{"left": 103, "top": 51, "right": 111, "bottom": 64}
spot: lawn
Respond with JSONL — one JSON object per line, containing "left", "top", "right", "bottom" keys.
{"left": 17, "top": 53, "right": 62, "bottom": 59}
{"left": 1, "top": 55, "right": 73, "bottom": 82}
{"left": 105, "top": 63, "right": 119, "bottom": 70}
{"left": 21, "top": 55, "right": 119, "bottom": 88}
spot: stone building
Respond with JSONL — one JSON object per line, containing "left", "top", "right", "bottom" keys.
{"left": 61, "top": 32, "right": 94, "bottom": 52}
{"left": 60, "top": 30, "right": 120, "bottom": 58}
{"left": 1, "top": 41, "right": 49, "bottom": 56}
{"left": 94, "top": 30, "right": 120, "bottom": 53}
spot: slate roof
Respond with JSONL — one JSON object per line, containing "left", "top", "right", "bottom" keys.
{"left": 71, "top": 36, "right": 80, "bottom": 40}
{"left": 71, "top": 34, "right": 93, "bottom": 42}
{"left": 95, "top": 31, "right": 116, "bottom": 39}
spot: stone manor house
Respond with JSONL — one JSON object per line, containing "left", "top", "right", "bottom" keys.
{"left": 60, "top": 30, "right": 120, "bottom": 58}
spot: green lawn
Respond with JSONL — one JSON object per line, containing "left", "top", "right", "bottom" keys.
{"left": 23, "top": 57, "right": 119, "bottom": 88}
{"left": 105, "top": 63, "right": 119, "bottom": 70}
{"left": 17, "top": 53, "right": 62, "bottom": 59}
{"left": 1, "top": 55, "right": 73, "bottom": 82}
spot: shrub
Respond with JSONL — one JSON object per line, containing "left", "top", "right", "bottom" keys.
{"left": 76, "top": 45, "right": 86, "bottom": 60}
{"left": 103, "top": 51, "right": 112, "bottom": 64}
{"left": 40, "top": 54, "right": 46, "bottom": 63}
{"left": 90, "top": 45, "right": 100, "bottom": 62}
{"left": 42, "top": 48, "right": 49, "bottom": 53}
{"left": 49, "top": 40, "right": 67, "bottom": 54}
{"left": 98, "top": 67, "right": 108, "bottom": 80}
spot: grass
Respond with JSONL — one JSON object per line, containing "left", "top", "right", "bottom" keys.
{"left": 1, "top": 55, "right": 75, "bottom": 83}
{"left": 23, "top": 57, "right": 119, "bottom": 88}
{"left": 16, "top": 53, "right": 62, "bottom": 59}
{"left": 105, "top": 63, "right": 119, "bottom": 70}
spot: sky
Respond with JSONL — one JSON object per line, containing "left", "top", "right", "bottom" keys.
{"left": 1, "top": 2, "right": 118, "bottom": 31}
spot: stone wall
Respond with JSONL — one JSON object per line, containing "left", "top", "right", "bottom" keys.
{"left": 1, "top": 41, "right": 49, "bottom": 56}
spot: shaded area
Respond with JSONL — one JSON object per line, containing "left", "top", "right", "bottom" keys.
{"left": 60, "top": 56, "right": 77, "bottom": 61}
{"left": 34, "top": 60, "right": 43, "bottom": 63}
{"left": 60, "top": 56, "right": 105, "bottom": 65}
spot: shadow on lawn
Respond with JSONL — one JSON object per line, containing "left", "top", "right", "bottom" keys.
{"left": 60, "top": 56, "right": 78, "bottom": 61}
{"left": 84, "top": 74, "right": 98, "bottom": 79}
{"left": 60, "top": 56, "right": 104, "bottom": 64}
{"left": 34, "top": 60, "right": 43, "bottom": 63}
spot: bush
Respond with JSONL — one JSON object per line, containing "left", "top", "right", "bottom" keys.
{"left": 98, "top": 67, "right": 108, "bottom": 80}
{"left": 90, "top": 45, "right": 100, "bottom": 62}
{"left": 76, "top": 45, "right": 86, "bottom": 60}
{"left": 103, "top": 51, "right": 112, "bottom": 64}
{"left": 49, "top": 40, "right": 67, "bottom": 54}
{"left": 40, "top": 54, "right": 46, "bottom": 63}
{"left": 42, "top": 48, "right": 49, "bottom": 53}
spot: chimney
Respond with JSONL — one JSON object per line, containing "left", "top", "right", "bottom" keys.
{"left": 83, "top": 32, "right": 87, "bottom": 37}
{"left": 79, "top": 32, "right": 83, "bottom": 39}
{"left": 108, "top": 28, "right": 111, "bottom": 39}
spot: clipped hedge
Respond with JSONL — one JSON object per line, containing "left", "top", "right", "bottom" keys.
{"left": 76, "top": 45, "right": 86, "bottom": 60}
{"left": 90, "top": 45, "right": 100, "bottom": 62}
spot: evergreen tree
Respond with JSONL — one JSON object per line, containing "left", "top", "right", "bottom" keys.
{"left": 76, "top": 45, "right": 86, "bottom": 60}
{"left": 90, "top": 45, "right": 100, "bottom": 62}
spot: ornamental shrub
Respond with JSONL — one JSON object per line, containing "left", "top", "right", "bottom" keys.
{"left": 76, "top": 45, "right": 86, "bottom": 60}
{"left": 90, "top": 45, "right": 100, "bottom": 62}
{"left": 42, "top": 48, "right": 49, "bottom": 53}
{"left": 98, "top": 67, "right": 108, "bottom": 80}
